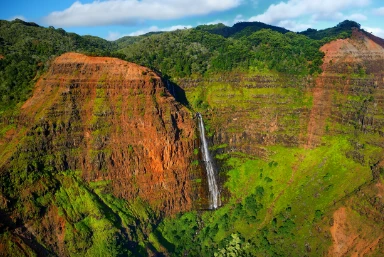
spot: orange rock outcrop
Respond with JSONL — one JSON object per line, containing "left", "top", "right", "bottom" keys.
{"left": 16, "top": 52, "right": 196, "bottom": 215}
{"left": 306, "top": 29, "right": 384, "bottom": 148}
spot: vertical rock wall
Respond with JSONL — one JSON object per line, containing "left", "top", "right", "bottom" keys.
{"left": 1, "top": 53, "right": 196, "bottom": 215}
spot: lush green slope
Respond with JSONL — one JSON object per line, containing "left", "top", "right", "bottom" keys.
{"left": 300, "top": 20, "right": 359, "bottom": 40}
{"left": 115, "top": 31, "right": 164, "bottom": 49}
{"left": 0, "top": 169, "right": 156, "bottom": 256}
{"left": 119, "top": 21, "right": 354, "bottom": 79}
{"left": 0, "top": 19, "right": 117, "bottom": 113}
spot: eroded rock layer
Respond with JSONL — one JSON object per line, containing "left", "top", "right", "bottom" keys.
{"left": 1, "top": 52, "right": 196, "bottom": 215}
{"left": 307, "top": 29, "right": 384, "bottom": 148}
{"left": 179, "top": 29, "right": 384, "bottom": 161}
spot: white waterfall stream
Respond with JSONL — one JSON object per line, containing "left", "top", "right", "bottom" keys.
{"left": 196, "top": 113, "right": 221, "bottom": 209}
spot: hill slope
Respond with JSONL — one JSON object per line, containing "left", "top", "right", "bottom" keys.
{"left": 0, "top": 19, "right": 117, "bottom": 112}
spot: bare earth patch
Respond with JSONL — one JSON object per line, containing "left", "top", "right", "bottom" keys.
{"left": 329, "top": 207, "right": 383, "bottom": 256}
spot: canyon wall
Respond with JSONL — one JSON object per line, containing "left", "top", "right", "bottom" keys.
{"left": 179, "top": 29, "right": 384, "bottom": 165}
{"left": 306, "top": 29, "right": 384, "bottom": 149}
{"left": 0, "top": 53, "right": 196, "bottom": 215}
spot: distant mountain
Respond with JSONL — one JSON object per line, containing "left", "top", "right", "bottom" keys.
{"left": 118, "top": 20, "right": 354, "bottom": 79}
{"left": 299, "top": 20, "right": 361, "bottom": 39}
{"left": 115, "top": 31, "right": 164, "bottom": 49}
{"left": 196, "top": 21, "right": 290, "bottom": 38}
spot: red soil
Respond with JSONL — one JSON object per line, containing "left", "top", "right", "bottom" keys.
{"left": 329, "top": 207, "right": 383, "bottom": 256}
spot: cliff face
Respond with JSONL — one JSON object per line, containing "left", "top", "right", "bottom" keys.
{"left": 179, "top": 29, "right": 383, "bottom": 162}
{"left": 174, "top": 29, "right": 384, "bottom": 256}
{"left": 306, "top": 29, "right": 384, "bottom": 148}
{"left": 1, "top": 53, "right": 195, "bottom": 215}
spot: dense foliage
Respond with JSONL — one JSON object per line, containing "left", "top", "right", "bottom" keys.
{"left": 151, "top": 137, "right": 382, "bottom": 256}
{"left": 119, "top": 21, "right": 354, "bottom": 79}
{"left": 0, "top": 19, "right": 117, "bottom": 112}
{"left": 300, "top": 20, "right": 359, "bottom": 40}
{"left": 195, "top": 21, "right": 290, "bottom": 38}
{"left": 115, "top": 31, "right": 164, "bottom": 49}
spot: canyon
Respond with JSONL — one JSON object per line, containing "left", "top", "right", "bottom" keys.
{"left": 0, "top": 20, "right": 383, "bottom": 256}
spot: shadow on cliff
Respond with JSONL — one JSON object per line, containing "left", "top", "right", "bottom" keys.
{"left": 0, "top": 209, "right": 55, "bottom": 256}
{"left": 163, "top": 79, "right": 190, "bottom": 107}
{"left": 149, "top": 69, "right": 190, "bottom": 107}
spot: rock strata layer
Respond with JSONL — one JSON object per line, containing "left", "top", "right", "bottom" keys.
{"left": 1, "top": 52, "right": 196, "bottom": 215}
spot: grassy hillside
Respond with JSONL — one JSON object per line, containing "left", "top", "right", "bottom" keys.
{"left": 152, "top": 137, "right": 381, "bottom": 256}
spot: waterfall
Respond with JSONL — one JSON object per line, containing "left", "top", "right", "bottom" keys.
{"left": 196, "top": 113, "right": 221, "bottom": 209}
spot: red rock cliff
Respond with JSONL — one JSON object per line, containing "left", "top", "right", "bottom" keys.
{"left": 306, "top": 29, "right": 384, "bottom": 148}
{"left": 4, "top": 52, "right": 196, "bottom": 215}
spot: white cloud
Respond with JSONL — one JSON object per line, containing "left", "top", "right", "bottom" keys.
{"left": 234, "top": 14, "right": 245, "bottom": 23}
{"left": 345, "top": 13, "right": 367, "bottom": 21}
{"left": 106, "top": 31, "right": 123, "bottom": 41}
{"left": 249, "top": 0, "right": 371, "bottom": 24}
{"left": 9, "top": 15, "right": 27, "bottom": 21}
{"left": 362, "top": 26, "right": 384, "bottom": 38}
{"left": 277, "top": 20, "right": 312, "bottom": 31}
{"left": 373, "top": 7, "right": 384, "bottom": 15}
{"left": 44, "top": 0, "right": 241, "bottom": 27}
{"left": 106, "top": 24, "right": 192, "bottom": 40}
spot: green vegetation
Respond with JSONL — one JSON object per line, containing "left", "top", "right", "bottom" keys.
{"left": 196, "top": 21, "right": 290, "bottom": 38}
{"left": 0, "top": 166, "right": 155, "bottom": 256}
{"left": 300, "top": 20, "right": 359, "bottom": 40}
{"left": 1, "top": 18, "right": 383, "bottom": 256}
{"left": 0, "top": 19, "right": 117, "bottom": 112}
{"left": 149, "top": 137, "right": 377, "bottom": 256}
{"left": 119, "top": 20, "right": 356, "bottom": 79}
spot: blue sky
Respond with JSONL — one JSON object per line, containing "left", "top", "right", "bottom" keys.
{"left": 1, "top": 0, "right": 384, "bottom": 40}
